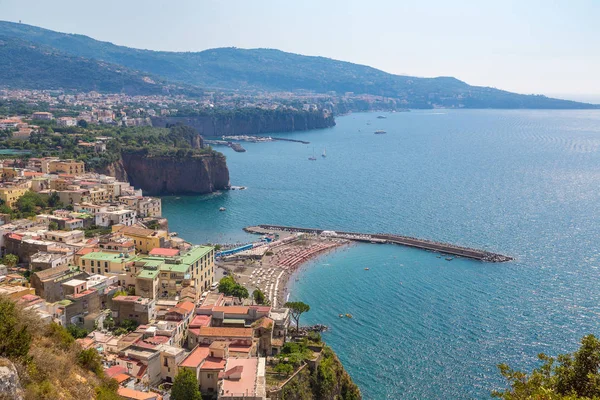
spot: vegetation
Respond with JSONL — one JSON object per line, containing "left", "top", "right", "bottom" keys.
{"left": 66, "top": 324, "right": 89, "bottom": 339}
{"left": 2, "top": 253, "right": 19, "bottom": 268}
{"left": 253, "top": 288, "right": 267, "bottom": 305}
{"left": 0, "top": 295, "right": 120, "bottom": 399}
{"left": 493, "top": 334, "right": 600, "bottom": 399}
{"left": 171, "top": 368, "right": 202, "bottom": 400}
{"left": 284, "top": 301, "right": 310, "bottom": 329}
{"left": 218, "top": 276, "right": 249, "bottom": 301}
{"left": 112, "top": 318, "right": 139, "bottom": 336}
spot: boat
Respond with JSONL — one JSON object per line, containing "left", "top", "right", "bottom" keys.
{"left": 364, "top": 267, "right": 370, "bottom": 270}
{"left": 377, "top": 115, "right": 387, "bottom": 119}
{"left": 374, "top": 130, "right": 387, "bottom": 134}
{"left": 345, "top": 314, "right": 353, "bottom": 318}
{"left": 339, "top": 314, "right": 344, "bottom": 318}
{"left": 219, "top": 207, "right": 226, "bottom": 212}
{"left": 322, "top": 148, "right": 326, "bottom": 158}
{"left": 308, "top": 147, "right": 317, "bottom": 161}
{"left": 445, "top": 257, "right": 453, "bottom": 261}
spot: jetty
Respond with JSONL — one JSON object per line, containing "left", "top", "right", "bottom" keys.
{"left": 244, "top": 225, "right": 512, "bottom": 262}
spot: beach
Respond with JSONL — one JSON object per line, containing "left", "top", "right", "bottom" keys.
{"left": 216, "top": 231, "right": 350, "bottom": 307}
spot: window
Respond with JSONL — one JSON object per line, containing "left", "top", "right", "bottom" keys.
{"left": 91, "top": 261, "right": 95, "bottom": 267}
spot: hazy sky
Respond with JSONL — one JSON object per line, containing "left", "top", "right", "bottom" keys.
{"left": 2, "top": 0, "right": 599, "bottom": 99}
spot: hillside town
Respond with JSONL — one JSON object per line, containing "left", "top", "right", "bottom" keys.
{"left": 0, "top": 152, "right": 349, "bottom": 400}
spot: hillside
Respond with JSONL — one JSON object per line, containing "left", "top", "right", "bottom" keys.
{"left": 0, "top": 36, "right": 201, "bottom": 96}
{"left": 0, "top": 20, "right": 596, "bottom": 109}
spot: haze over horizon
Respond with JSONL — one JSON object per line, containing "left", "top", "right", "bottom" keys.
{"left": 2, "top": 0, "right": 599, "bottom": 101}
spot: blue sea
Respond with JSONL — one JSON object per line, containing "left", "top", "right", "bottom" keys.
{"left": 162, "top": 110, "right": 600, "bottom": 399}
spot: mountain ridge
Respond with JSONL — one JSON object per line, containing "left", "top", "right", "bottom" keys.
{"left": 0, "top": 20, "right": 596, "bottom": 109}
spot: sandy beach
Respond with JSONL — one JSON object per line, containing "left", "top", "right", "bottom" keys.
{"left": 216, "top": 232, "right": 350, "bottom": 307}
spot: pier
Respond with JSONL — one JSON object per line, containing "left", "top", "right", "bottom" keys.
{"left": 244, "top": 225, "right": 512, "bottom": 262}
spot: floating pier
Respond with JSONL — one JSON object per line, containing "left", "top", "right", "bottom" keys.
{"left": 245, "top": 225, "right": 512, "bottom": 263}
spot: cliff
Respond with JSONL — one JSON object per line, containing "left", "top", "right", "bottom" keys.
{"left": 150, "top": 110, "right": 335, "bottom": 137}
{"left": 278, "top": 345, "right": 361, "bottom": 400}
{"left": 0, "top": 358, "right": 23, "bottom": 400}
{"left": 119, "top": 151, "right": 229, "bottom": 195}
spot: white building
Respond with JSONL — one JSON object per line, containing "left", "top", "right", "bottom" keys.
{"left": 95, "top": 209, "right": 136, "bottom": 227}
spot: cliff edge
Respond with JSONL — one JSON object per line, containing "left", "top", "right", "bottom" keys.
{"left": 119, "top": 151, "right": 230, "bottom": 195}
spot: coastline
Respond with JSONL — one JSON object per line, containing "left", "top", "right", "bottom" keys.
{"left": 216, "top": 232, "right": 351, "bottom": 308}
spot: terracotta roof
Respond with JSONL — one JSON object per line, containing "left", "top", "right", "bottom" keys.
{"left": 212, "top": 306, "right": 249, "bottom": 315}
{"left": 114, "top": 373, "right": 131, "bottom": 384}
{"left": 117, "top": 387, "right": 158, "bottom": 400}
{"left": 229, "top": 345, "right": 252, "bottom": 354}
{"left": 189, "top": 327, "right": 253, "bottom": 339}
{"left": 179, "top": 346, "right": 210, "bottom": 368}
{"left": 254, "top": 317, "right": 273, "bottom": 330}
{"left": 200, "top": 357, "right": 226, "bottom": 371}
{"left": 176, "top": 301, "right": 195, "bottom": 314}
{"left": 190, "top": 315, "right": 212, "bottom": 328}
{"left": 105, "top": 365, "right": 127, "bottom": 378}
{"left": 149, "top": 248, "right": 179, "bottom": 257}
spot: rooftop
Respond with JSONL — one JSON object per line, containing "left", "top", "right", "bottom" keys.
{"left": 179, "top": 346, "right": 210, "bottom": 368}
{"left": 149, "top": 248, "right": 179, "bottom": 257}
{"left": 220, "top": 358, "right": 261, "bottom": 398}
{"left": 190, "top": 327, "right": 253, "bottom": 339}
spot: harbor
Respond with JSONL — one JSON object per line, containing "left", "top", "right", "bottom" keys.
{"left": 244, "top": 225, "right": 512, "bottom": 262}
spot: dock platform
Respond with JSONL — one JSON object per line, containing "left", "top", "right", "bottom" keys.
{"left": 244, "top": 225, "right": 512, "bottom": 263}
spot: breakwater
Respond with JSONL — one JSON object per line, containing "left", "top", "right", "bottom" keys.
{"left": 245, "top": 225, "right": 512, "bottom": 262}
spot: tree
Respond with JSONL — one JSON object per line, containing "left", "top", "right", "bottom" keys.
{"left": 67, "top": 324, "right": 89, "bottom": 339}
{"left": 218, "top": 276, "right": 236, "bottom": 294}
{"left": 0, "top": 296, "right": 31, "bottom": 359}
{"left": 284, "top": 301, "right": 310, "bottom": 329}
{"left": 48, "top": 221, "right": 59, "bottom": 231}
{"left": 493, "top": 334, "right": 600, "bottom": 399}
{"left": 231, "top": 284, "right": 249, "bottom": 302}
{"left": 171, "top": 368, "right": 202, "bottom": 400}
{"left": 78, "top": 119, "right": 88, "bottom": 128}
{"left": 2, "top": 253, "right": 18, "bottom": 268}
{"left": 78, "top": 348, "right": 103, "bottom": 376}
{"left": 274, "top": 362, "right": 294, "bottom": 377}
{"left": 253, "top": 289, "right": 266, "bottom": 305}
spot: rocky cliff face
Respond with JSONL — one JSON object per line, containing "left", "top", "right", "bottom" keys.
{"left": 150, "top": 110, "right": 335, "bottom": 136}
{"left": 0, "top": 358, "right": 24, "bottom": 400}
{"left": 119, "top": 152, "right": 229, "bottom": 195}
{"left": 95, "top": 157, "right": 128, "bottom": 182}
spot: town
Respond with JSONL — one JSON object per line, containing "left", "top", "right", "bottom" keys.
{"left": 0, "top": 152, "right": 354, "bottom": 400}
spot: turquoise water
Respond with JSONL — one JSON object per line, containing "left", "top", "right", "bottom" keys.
{"left": 163, "top": 110, "right": 600, "bottom": 399}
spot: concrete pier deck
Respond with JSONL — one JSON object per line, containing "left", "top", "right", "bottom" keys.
{"left": 244, "top": 225, "right": 512, "bottom": 262}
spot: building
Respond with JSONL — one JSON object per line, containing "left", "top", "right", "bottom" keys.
{"left": 43, "top": 229, "right": 85, "bottom": 244}
{"left": 30, "top": 265, "right": 89, "bottom": 302}
{"left": 157, "top": 344, "right": 187, "bottom": 383}
{"left": 0, "top": 285, "right": 35, "bottom": 300}
{"left": 111, "top": 295, "right": 156, "bottom": 325}
{"left": 30, "top": 251, "right": 73, "bottom": 272}
{"left": 218, "top": 358, "right": 266, "bottom": 400}
{"left": 0, "top": 185, "right": 28, "bottom": 207}
{"left": 42, "top": 159, "right": 85, "bottom": 175}
{"left": 187, "top": 327, "right": 254, "bottom": 354}
{"left": 77, "top": 251, "right": 135, "bottom": 277}
{"left": 95, "top": 209, "right": 136, "bottom": 227}
{"left": 0, "top": 119, "right": 19, "bottom": 130}
{"left": 31, "top": 112, "right": 53, "bottom": 121}
{"left": 112, "top": 225, "right": 168, "bottom": 254}
{"left": 119, "top": 196, "right": 162, "bottom": 218}
{"left": 57, "top": 117, "right": 77, "bottom": 127}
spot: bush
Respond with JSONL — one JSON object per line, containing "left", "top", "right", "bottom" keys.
{"left": 77, "top": 348, "right": 103, "bottom": 376}
{"left": 67, "top": 324, "right": 88, "bottom": 339}
{"left": 0, "top": 295, "right": 32, "bottom": 359}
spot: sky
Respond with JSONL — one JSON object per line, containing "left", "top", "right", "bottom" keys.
{"left": 2, "top": 0, "right": 599, "bottom": 99}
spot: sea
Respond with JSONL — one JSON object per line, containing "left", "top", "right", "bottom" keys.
{"left": 162, "top": 109, "right": 600, "bottom": 399}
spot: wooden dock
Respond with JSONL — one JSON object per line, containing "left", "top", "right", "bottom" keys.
{"left": 245, "top": 225, "right": 512, "bottom": 263}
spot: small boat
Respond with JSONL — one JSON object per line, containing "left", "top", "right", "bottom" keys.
{"left": 322, "top": 148, "right": 326, "bottom": 158}
{"left": 345, "top": 314, "right": 353, "bottom": 318}
{"left": 377, "top": 115, "right": 387, "bottom": 119}
{"left": 364, "top": 268, "right": 370, "bottom": 271}
{"left": 374, "top": 130, "right": 387, "bottom": 134}
{"left": 219, "top": 207, "right": 226, "bottom": 211}
{"left": 308, "top": 147, "right": 317, "bottom": 161}
{"left": 339, "top": 314, "right": 344, "bottom": 318}
{"left": 445, "top": 257, "right": 453, "bottom": 261}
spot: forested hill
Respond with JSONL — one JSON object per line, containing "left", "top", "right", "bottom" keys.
{"left": 0, "top": 20, "right": 596, "bottom": 109}
{"left": 0, "top": 36, "right": 202, "bottom": 96}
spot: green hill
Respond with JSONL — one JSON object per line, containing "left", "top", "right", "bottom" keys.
{"left": 0, "top": 36, "right": 201, "bottom": 96}
{"left": 0, "top": 21, "right": 595, "bottom": 109}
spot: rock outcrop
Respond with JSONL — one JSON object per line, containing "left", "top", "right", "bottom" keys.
{"left": 119, "top": 152, "right": 229, "bottom": 195}
{"left": 0, "top": 358, "right": 24, "bottom": 400}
